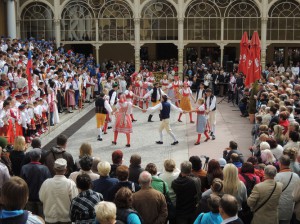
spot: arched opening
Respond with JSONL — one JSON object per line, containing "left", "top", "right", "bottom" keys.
{"left": 98, "top": 44, "right": 134, "bottom": 62}
{"left": 20, "top": 2, "right": 54, "bottom": 40}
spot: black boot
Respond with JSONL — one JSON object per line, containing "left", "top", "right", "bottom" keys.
{"left": 148, "top": 114, "right": 153, "bottom": 122}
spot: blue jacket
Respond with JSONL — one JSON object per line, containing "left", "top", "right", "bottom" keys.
{"left": 194, "top": 212, "right": 223, "bottom": 224}
{"left": 92, "top": 176, "right": 118, "bottom": 201}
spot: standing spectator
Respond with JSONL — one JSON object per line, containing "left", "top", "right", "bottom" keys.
{"left": 223, "top": 164, "right": 247, "bottom": 210}
{"left": 172, "top": 161, "right": 202, "bottom": 224}
{"left": 94, "top": 201, "right": 117, "bottom": 224}
{"left": 20, "top": 149, "right": 51, "bottom": 217}
{"left": 69, "top": 155, "right": 99, "bottom": 183}
{"left": 110, "top": 149, "right": 123, "bottom": 178}
{"left": 159, "top": 159, "right": 180, "bottom": 205}
{"left": 42, "top": 134, "right": 75, "bottom": 177}
{"left": 74, "top": 142, "right": 94, "bottom": 170}
{"left": 219, "top": 194, "right": 244, "bottom": 224}
{"left": 115, "top": 187, "right": 142, "bottom": 224}
{"left": 247, "top": 165, "right": 283, "bottom": 224}
{"left": 39, "top": 158, "right": 78, "bottom": 224}
{"left": 189, "top": 155, "right": 207, "bottom": 192}
{"left": 92, "top": 161, "right": 119, "bottom": 201}
{"left": 128, "top": 154, "right": 144, "bottom": 184}
{"left": 23, "top": 138, "right": 42, "bottom": 165}
{"left": 132, "top": 171, "right": 168, "bottom": 224}
{"left": 206, "top": 159, "right": 224, "bottom": 188}
{"left": 275, "top": 155, "right": 300, "bottom": 223}
{"left": 223, "top": 141, "right": 244, "bottom": 163}
{"left": 293, "top": 179, "right": 300, "bottom": 223}
{"left": 266, "top": 138, "right": 283, "bottom": 161}
{"left": 283, "top": 148, "right": 300, "bottom": 175}
{"left": 9, "top": 136, "right": 27, "bottom": 176}
{"left": 0, "top": 147, "right": 10, "bottom": 189}
{"left": 145, "top": 162, "right": 169, "bottom": 194}
{"left": 283, "top": 131, "right": 300, "bottom": 151}
{"left": 0, "top": 177, "right": 44, "bottom": 224}
{"left": 238, "top": 162, "right": 260, "bottom": 194}
{"left": 70, "top": 174, "right": 103, "bottom": 223}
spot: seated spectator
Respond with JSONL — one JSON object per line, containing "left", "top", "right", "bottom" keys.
{"left": 110, "top": 150, "right": 123, "bottom": 178}
{"left": 206, "top": 159, "right": 224, "bottom": 188}
{"left": 145, "top": 162, "right": 169, "bottom": 194}
{"left": 69, "top": 155, "right": 99, "bottom": 183}
{"left": 218, "top": 158, "right": 227, "bottom": 169}
{"left": 266, "top": 138, "right": 283, "bottom": 160}
{"left": 75, "top": 142, "right": 94, "bottom": 170}
{"left": 238, "top": 162, "right": 260, "bottom": 196}
{"left": 115, "top": 187, "right": 142, "bottom": 224}
{"left": 223, "top": 141, "right": 244, "bottom": 163}
{"left": 94, "top": 201, "right": 117, "bottom": 224}
{"left": 108, "top": 165, "right": 140, "bottom": 202}
{"left": 194, "top": 195, "right": 223, "bottom": 224}
{"left": 9, "top": 136, "right": 26, "bottom": 176}
{"left": 189, "top": 155, "right": 207, "bottom": 192}
{"left": 70, "top": 174, "right": 103, "bottom": 223}
{"left": 223, "top": 164, "right": 247, "bottom": 211}
{"left": 219, "top": 194, "right": 244, "bottom": 224}
{"left": 128, "top": 154, "right": 144, "bottom": 184}
{"left": 20, "top": 149, "right": 51, "bottom": 217}
{"left": 0, "top": 177, "right": 44, "bottom": 223}
{"left": 159, "top": 159, "right": 180, "bottom": 205}
{"left": 0, "top": 137, "right": 12, "bottom": 176}
{"left": 132, "top": 171, "right": 167, "bottom": 224}
{"left": 92, "top": 161, "right": 118, "bottom": 201}
{"left": 230, "top": 153, "right": 243, "bottom": 169}
{"left": 200, "top": 178, "right": 223, "bottom": 213}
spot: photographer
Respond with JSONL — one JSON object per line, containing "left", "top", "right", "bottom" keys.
{"left": 238, "top": 88, "right": 250, "bottom": 117}
{"left": 223, "top": 141, "right": 244, "bottom": 163}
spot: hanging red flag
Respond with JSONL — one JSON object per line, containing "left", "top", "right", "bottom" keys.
{"left": 26, "top": 50, "right": 32, "bottom": 95}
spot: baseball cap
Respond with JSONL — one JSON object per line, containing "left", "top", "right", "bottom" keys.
{"left": 54, "top": 158, "right": 67, "bottom": 170}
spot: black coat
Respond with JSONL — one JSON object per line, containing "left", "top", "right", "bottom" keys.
{"left": 128, "top": 165, "right": 144, "bottom": 184}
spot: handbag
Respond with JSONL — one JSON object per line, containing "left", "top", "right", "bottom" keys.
{"left": 163, "top": 182, "right": 175, "bottom": 220}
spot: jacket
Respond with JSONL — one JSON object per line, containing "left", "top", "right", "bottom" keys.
{"left": 42, "top": 146, "right": 75, "bottom": 177}
{"left": 247, "top": 179, "right": 283, "bottom": 224}
{"left": 92, "top": 176, "right": 119, "bottom": 201}
{"left": 293, "top": 179, "right": 300, "bottom": 221}
{"left": 128, "top": 165, "right": 144, "bottom": 184}
{"left": 132, "top": 187, "right": 167, "bottom": 224}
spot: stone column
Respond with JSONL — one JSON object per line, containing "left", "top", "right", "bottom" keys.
{"left": 94, "top": 44, "right": 102, "bottom": 65}
{"left": 178, "top": 18, "right": 184, "bottom": 79}
{"left": 95, "top": 19, "right": 99, "bottom": 42}
{"left": 220, "top": 44, "right": 225, "bottom": 67}
{"left": 220, "top": 18, "right": 225, "bottom": 67}
{"left": 261, "top": 17, "right": 268, "bottom": 69}
{"left": 134, "top": 18, "right": 141, "bottom": 72}
{"left": 7, "top": 0, "right": 17, "bottom": 38}
{"left": 54, "top": 19, "right": 61, "bottom": 48}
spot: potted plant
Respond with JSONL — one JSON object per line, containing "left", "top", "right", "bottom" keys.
{"left": 248, "top": 81, "right": 259, "bottom": 123}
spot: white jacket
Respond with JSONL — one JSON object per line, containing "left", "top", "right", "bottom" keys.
{"left": 39, "top": 175, "right": 78, "bottom": 223}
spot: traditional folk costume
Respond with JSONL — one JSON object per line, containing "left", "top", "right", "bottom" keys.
{"left": 170, "top": 76, "right": 182, "bottom": 107}
{"left": 27, "top": 104, "right": 36, "bottom": 139}
{"left": 112, "top": 95, "right": 133, "bottom": 147}
{"left": 140, "top": 81, "right": 150, "bottom": 109}
{"left": 178, "top": 83, "right": 195, "bottom": 123}
{"left": 146, "top": 73, "right": 155, "bottom": 86}
{"left": 193, "top": 103, "right": 210, "bottom": 145}
{"left": 125, "top": 88, "right": 137, "bottom": 122}
{"left": 48, "top": 88, "right": 59, "bottom": 126}
{"left": 0, "top": 107, "right": 14, "bottom": 144}
{"left": 133, "top": 77, "right": 141, "bottom": 106}
{"left": 160, "top": 78, "right": 169, "bottom": 92}
{"left": 205, "top": 92, "right": 217, "bottom": 140}
{"left": 102, "top": 94, "right": 111, "bottom": 134}
{"left": 10, "top": 107, "right": 22, "bottom": 139}
{"left": 18, "top": 104, "right": 30, "bottom": 143}
{"left": 65, "top": 81, "right": 75, "bottom": 113}
{"left": 33, "top": 101, "right": 43, "bottom": 136}
{"left": 95, "top": 95, "right": 112, "bottom": 141}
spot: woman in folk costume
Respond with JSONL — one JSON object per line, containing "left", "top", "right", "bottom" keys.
{"left": 140, "top": 77, "right": 151, "bottom": 109}
{"left": 172, "top": 74, "right": 182, "bottom": 107}
{"left": 160, "top": 74, "right": 169, "bottom": 92}
{"left": 27, "top": 102, "right": 36, "bottom": 139}
{"left": 133, "top": 75, "right": 142, "bottom": 106}
{"left": 65, "top": 77, "right": 75, "bottom": 113}
{"left": 190, "top": 98, "right": 210, "bottom": 145}
{"left": 10, "top": 98, "right": 22, "bottom": 138}
{"left": 40, "top": 94, "right": 49, "bottom": 131}
{"left": 124, "top": 84, "right": 140, "bottom": 122}
{"left": 112, "top": 94, "right": 138, "bottom": 147}
{"left": 48, "top": 80, "right": 59, "bottom": 126}
{"left": 178, "top": 81, "right": 196, "bottom": 123}
{"left": 146, "top": 72, "right": 155, "bottom": 85}
{"left": 0, "top": 100, "right": 13, "bottom": 144}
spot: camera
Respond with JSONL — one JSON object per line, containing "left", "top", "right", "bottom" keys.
{"left": 200, "top": 155, "right": 210, "bottom": 163}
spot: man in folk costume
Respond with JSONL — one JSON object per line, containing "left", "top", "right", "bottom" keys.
{"left": 95, "top": 93, "right": 112, "bottom": 141}
{"left": 205, "top": 88, "right": 217, "bottom": 140}
{"left": 124, "top": 84, "right": 139, "bottom": 122}
{"left": 178, "top": 81, "right": 195, "bottom": 123}
{"left": 72, "top": 74, "right": 80, "bottom": 109}
{"left": 18, "top": 104, "right": 29, "bottom": 143}
{"left": 65, "top": 77, "right": 75, "bottom": 113}
{"left": 85, "top": 73, "right": 94, "bottom": 103}
{"left": 143, "top": 82, "right": 166, "bottom": 122}
{"left": 143, "top": 95, "right": 182, "bottom": 146}
{"left": 108, "top": 83, "right": 119, "bottom": 129}
{"left": 196, "top": 82, "right": 206, "bottom": 101}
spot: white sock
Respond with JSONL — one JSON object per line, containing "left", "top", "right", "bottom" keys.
{"left": 159, "top": 131, "right": 163, "bottom": 142}
{"left": 169, "top": 132, "right": 177, "bottom": 141}
{"left": 98, "top": 128, "right": 102, "bottom": 138}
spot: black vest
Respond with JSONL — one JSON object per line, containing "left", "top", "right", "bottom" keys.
{"left": 109, "top": 89, "right": 117, "bottom": 105}
{"left": 160, "top": 101, "right": 171, "bottom": 119}
{"left": 205, "top": 95, "right": 216, "bottom": 111}
{"left": 116, "top": 208, "right": 143, "bottom": 224}
{"left": 151, "top": 87, "right": 161, "bottom": 102}
{"left": 95, "top": 97, "right": 108, "bottom": 114}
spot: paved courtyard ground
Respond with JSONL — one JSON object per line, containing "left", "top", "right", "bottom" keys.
{"left": 41, "top": 97, "right": 253, "bottom": 172}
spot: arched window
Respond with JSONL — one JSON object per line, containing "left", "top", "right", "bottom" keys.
{"left": 224, "top": 0, "right": 261, "bottom": 40}
{"left": 268, "top": 0, "right": 300, "bottom": 40}
{"left": 98, "top": 1, "right": 134, "bottom": 41}
{"left": 185, "top": 0, "right": 221, "bottom": 40}
{"left": 61, "top": 1, "right": 95, "bottom": 41}
{"left": 21, "top": 2, "right": 54, "bottom": 40}
{"left": 141, "top": 0, "right": 178, "bottom": 41}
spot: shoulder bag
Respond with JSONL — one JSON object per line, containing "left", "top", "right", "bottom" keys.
{"left": 254, "top": 182, "right": 277, "bottom": 213}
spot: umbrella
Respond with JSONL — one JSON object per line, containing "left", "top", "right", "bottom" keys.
{"left": 245, "top": 31, "right": 261, "bottom": 87}
{"left": 238, "top": 31, "right": 249, "bottom": 76}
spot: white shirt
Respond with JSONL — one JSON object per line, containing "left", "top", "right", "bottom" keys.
{"left": 110, "top": 91, "right": 117, "bottom": 106}
{"left": 147, "top": 101, "right": 183, "bottom": 114}
{"left": 221, "top": 215, "right": 239, "bottom": 224}
{"left": 143, "top": 88, "right": 166, "bottom": 101}
{"left": 206, "top": 95, "right": 216, "bottom": 111}
{"left": 197, "top": 88, "right": 205, "bottom": 100}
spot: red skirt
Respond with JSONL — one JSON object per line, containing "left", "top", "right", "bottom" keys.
{"left": 29, "top": 118, "right": 36, "bottom": 130}
{"left": 42, "top": 112, "right": 48, "bottom": 123}
{"left": 15, "top": 122, "right": 23, "bottom": 137}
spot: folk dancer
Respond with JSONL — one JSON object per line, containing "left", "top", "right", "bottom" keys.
{"left": 95, "top": 93, "right": 112, "bottom": 141}
{"left": 178, "top": 82, "right": 195, "bottom": 123}
{"left": 140, "top": 78, "right": 150, "bottom": 109}
{"left": 65, "top": 77, "right": 75, "bottom": 113}
{"left": 124, "top": 84, "right": 139, "bottom": 122}
{"left": 108, "top": 83, "right": 119, "bottom": 129}
{"left": 146, "top": 72, "right": 155, "bottom": 85}
{"left": 205, "top": 88, "right": 217, "bottom": 140}
{"left": 190, "top": 98, "right": 210, "bottom": 145}
{"left": 143, "top": 95, "right": 182, "bottom": 145}
{"left": 133, "top": 75, "right": 142, "bottom": 106}
{"left": 172, "top": 74, "right": 182, "bottom": 107}
{"left": 196, "top": 83, "right": 206, "bottom": 101}
{"left": 160, "top": 75, "right": 169, "bottom": 92}
{"left": 143, "top": 82, "right": 165, "bottom": 122}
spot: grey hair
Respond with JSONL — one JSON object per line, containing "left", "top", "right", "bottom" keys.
{"left": 264, "top": 165, "right": 277, "bottom": 179}
{"left": 180, "top": 161, "right": 192, "bottom": 175}
{"left": 138, "top": 171, "right": 152, "bottom": 186}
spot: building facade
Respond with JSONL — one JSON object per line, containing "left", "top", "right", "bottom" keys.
{"left": 3, "top": 0, "right": 300, "bottom": 72}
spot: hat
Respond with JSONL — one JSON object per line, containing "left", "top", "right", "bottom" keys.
{"left": 54, "top": 158, "right": 67, "bottom": 170}
{"left": 15, "top": 94, "right": 23, "bottom": 100}
{"left": 18, "top": 104, "right": 25, "bottom": 110}
{"left": 218, "top": 158, "right": 227, "bottom": 168}
{"left": 112, "top": 150, "right": 123, "bottom": 164}
{"left": 112, "top": 82, "right": 118, "bottom": 88}
{"left": 260, "top": 142, "right": 270, "bottom": 150}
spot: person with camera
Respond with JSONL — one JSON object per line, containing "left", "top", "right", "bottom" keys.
{"left": 223, "top": 141, "right": 245, "bottom": 164}
{"left": 239, "top": 88, "right": 250, "bottom": 117}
